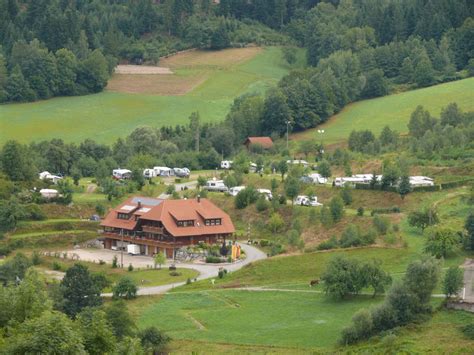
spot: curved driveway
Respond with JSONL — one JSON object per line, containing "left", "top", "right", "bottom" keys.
{"left": 71, "top": 243, "right": 266, "bottom": 296}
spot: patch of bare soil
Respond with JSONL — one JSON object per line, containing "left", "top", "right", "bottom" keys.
{"left": 114, "top": 65, "right": 173, "bottom": 75}
{"left": 106, "top": 73, "right": 207, "bottom": 96}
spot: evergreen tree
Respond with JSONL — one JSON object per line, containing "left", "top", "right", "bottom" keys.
{"left": 261, "top": 89, "right": 292, "bottom": 136}
{"left": 6, "top": 65, "right": 36, "bottom": 102}
{"left": 210, "top": 22, "right": 230, "bottom": 50}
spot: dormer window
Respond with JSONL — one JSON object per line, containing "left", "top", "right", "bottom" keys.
{"left": 177, "top": 220, "right": 194, "bottom": 227}
{"left": 117, "top": 212, "right": 129, "bottom": 220}
{"left": 205, "top": 218, "right": 221, "bottom": 226}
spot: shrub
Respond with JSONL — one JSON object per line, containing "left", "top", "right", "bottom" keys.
{"left": 235, "top": 187, "right": 259, "bottom": 209}
{"left": 392, "top": 224, "right": 400, "bottom": 232}
{"left": 339, "top": 224, "right": 361, "bottom": 248}
{"left": 373, "top": 215, "right": 390, "bottom": 235}
{"left": 340, "top": 187, "right": 353, "bottom": 206}
{"left": 99, "top": 259, "right": 106, "bottom": 265}
{"left": 112, "top": 255, "right": 118, "bottom": 268}
{"left": 24, "top": 204, "right": 47, "bottom": 221}
{"left": 218, "top": 270, "right": 225, "bottom": 279}
{"left": 168, "top": 265, "right": 177, "bottom": 271}
{"left": 112, "top": 277, "right": 137, "bottom": 300}
{"left": 361, "top": 228, "right": 377, "bottom": 245}
{"left": 329, "top": 196, "right": 345, "bottom": 222}
{"left": 340, "top": 309, "right": 374, "bottom": 345}
{"left": 52, "top": 261, "right": 62, "bottom": 271}
{"left": 166, "top": 185, "right": 175, "bottom": 195}
{"left": 270, "top": 244, "right": 285, "bottom": 256}
{"left": 462, "top": 323, "right": 474, "bottom": 340}
{"left": 128, "top": 263, "right": 134, "bottom": 272}
{"left": 95, "top": 204, "right": 106, "bottom": 216}
{"left": 259, "top": 239, "right": 271, "bottom": 247}
{"left": 31, "top": 251, "right": 41, "bottom": 265}
{"left": 186, "top": 278, "right": 192, "bottom": 285}
{"left": 371, "top": 206, "right": 400, "bottom": 215}
{"left": 205, "top": 256, "right": 222, "bottom": 263}
{"left": 169, "top": 271, "right": 181, "bottom": 276}
{"left": 357, "top": 207, "right": 364, "bottom": 216}
{"left": 317, "top": 236, "right": 338, "bottom": 250}
{"left": 267, "top": 212, "right": 284, "bottom": 233}
{"left": 255, "top": 195, "right": 270, "bottom": 212}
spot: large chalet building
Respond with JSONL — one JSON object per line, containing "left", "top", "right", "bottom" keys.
{"left": 100, "top": 196, "right": 235, "bottom": 258}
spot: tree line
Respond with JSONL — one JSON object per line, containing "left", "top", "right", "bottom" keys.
{"left": 0, "top": 0, "right": 290, "bottom": 103}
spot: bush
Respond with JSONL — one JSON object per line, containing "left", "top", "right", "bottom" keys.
{"left": 166, "top": 185, "right": 175, "bottom": 194}
{"left": 462, "top": 323, "right": 474, "bottom": 340}
{"left": 255, "top": 195, "right": 270, "bottom": 212}
{"left": 186, "top": 278, "right": 192, "bottom": 285}
{"left": 340, "top": 187, "right": 353, "bottom": 206}
{"left": 371, "top": 206, "right": 400, "bottom": 215}
{"left": 112, "top": 255, "right": 118, "bottom": 268}
{"left": 270, "top": 244, "right": 285, "bottom": 256}
{"left": 128, "top": 263, "right": 134, "bottom": 272}
{"left": 339, "top": 224, "right": 361, "bottom": 248}
{"left": 317, "top": 236, "right": 338, "bottom": 250}
{"left": 52, "top": 261, "right": 62, "bottom": 271}
{"left": 235, "top": 187, "right": 259, "bottom": 209}
{"left": 357, "top": 207, "right": 364, "bottom": 216}
{"left": 168, "top": 264, "right": 177, "bottom": 271}
{"left": 31, "top": 251, "right": 41, "bottom": 265}
{"left": 169, "top": 271, "right": 181, "bottom": 276}
{"left": 218, "top": 270, "right": 225, "bottom": 279}
{"left": 373, "top": 215, "right": 390, "bottom": 235}
{"left": 340, "top": 309, "right": 374, "bottom": 345}
{"left": 112, "top": 277, "right": 137, "bottom": 300}
{"left": 99, "top": 259, "right": 106, "bottom": 265}
{"left": 24, "top": 204, "right": 47, "bottom": 221}
{"left": 259, "top": 239, "right": 271, "bottom": 247}
{"left": 361, "top": 228, "right": 377, "bottom": 245}
{"left": 205, "top": 256, "right": 223, "bottom": 263}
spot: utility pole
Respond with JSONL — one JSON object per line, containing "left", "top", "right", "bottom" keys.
{"left": 286, "top": 120, "right": 291, "bottom": 150}
{"left": 120, "top": 228, "right": 124, "bottom": 268}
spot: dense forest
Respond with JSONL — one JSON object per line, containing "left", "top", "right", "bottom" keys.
{"left": 0, "top": 0, "right": 473, "bottom": 128}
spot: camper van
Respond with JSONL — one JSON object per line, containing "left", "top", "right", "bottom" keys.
{"left": 220, "top": 160, "right": 233, "bottom": 169}
{"left": 127, "top": 244, "right": 141, "bottom": 255}
{"left": 112, "top": 169, "right": 132, "bottom": 180}
{"left": 153, "top": 166, "right": 174, "bottom": 177}
{"left": 143, "top": 168, "right": 156, "bottom": 179}
{"left": 229, "top": 186, "right": 246, "bottom": 196}
{"left": 204, "top": 179, "right": 228, "bottom": 192}
{"left": 257, "top": 189, "right": 273, "bottom": 201}
{"left": 294, "top": 195, "right": 322, "bottom": 207}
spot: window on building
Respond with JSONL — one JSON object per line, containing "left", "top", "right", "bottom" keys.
{"left": 205, "top": 218, "right": 221, "bottom": 226}
{"left": 117, "top": 212, "right": 129, "bottom": 220}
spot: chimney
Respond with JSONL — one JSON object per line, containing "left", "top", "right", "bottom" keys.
{"left": 197, "top": 195, "right": 201, "bottom": 203}
{"left": 137, "top": 200, "right": 142, "bottom": 208}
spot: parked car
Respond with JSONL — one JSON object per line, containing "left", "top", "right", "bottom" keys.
{"left": 204, "top": 179, "right": 228, "bottom": 192}
{"left": 228, "top": 186, "right": 246, "bottom": 196}
{"left": 127, "top": 244, "right": 141, "bottom": 255}
{"left": 174, "top": 168, "right": 190, "bottom": 178}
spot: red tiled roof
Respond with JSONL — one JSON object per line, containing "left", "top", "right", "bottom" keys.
{"left": 101, "top": 197, "right": 235, "bottom": 237}
{"left": 244, "top": 136, "right": 273, "bottom": 149}
{"left": 141, "top": 199, "right": 235, "bottom": 237}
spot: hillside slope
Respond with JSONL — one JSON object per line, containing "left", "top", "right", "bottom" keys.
{"left": 292, "top": 77, "right": 474, "bottom": 144}
{"left": 0, "top": 47, "right": 303, "bottom": 145}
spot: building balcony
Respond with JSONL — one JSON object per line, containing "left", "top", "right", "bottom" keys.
{"left": 102, "top": 232, "right": 184, "bottom": 247}
{"left": 142, "top": 225, "right": 164, "bottom": 234}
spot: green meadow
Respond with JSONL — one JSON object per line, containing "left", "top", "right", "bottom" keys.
{"left": 0, "top": 47, "right": 302, "bottom": 145}
{"left": 293, "top": 77, "right": 474, "bottom": 144}
{"left": 138, "top": 290, "right": 381, "bottom": 349}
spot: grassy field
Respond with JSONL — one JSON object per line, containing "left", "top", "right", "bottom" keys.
{"left": 137, "top": 290, "right": 381, "bottom": 349}
{"left": 292, "top": 77, "right": 474, "bottom": 144}
{"left": 0, "top": 47, "right": 304, "bottom": 145}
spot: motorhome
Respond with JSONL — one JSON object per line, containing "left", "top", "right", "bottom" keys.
{"left": 308, "top": 173, "right": 328, "bottom": 184}
{"left": 257, "top": 189, "right": 273, "bottom": 201}
{"left": 143, "top": 168, "right": 156, "bottom": 179}
{"left": 220, "top": 160, "right": 233, "bottom": 169}
{"left": 153, "top": 166, "right": 174, "bottom": 177}
{"left": 204, "top": 179, "right": 228, "bottom": 192}
{"left": 229, "top": 186, "right": 246, "bottom": 196}
{"left": 294, "top": 195, "right": 322, "bottom": 207}
{"left": 112, "top": 169, "right": 132, "bottom": 180}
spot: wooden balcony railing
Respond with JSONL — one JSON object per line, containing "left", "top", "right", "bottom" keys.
{"left": 101, "top": 232, "right": 184, "bottom": 247}
{"left": 142, "top": 225, "right": 164, "bottom": 234}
